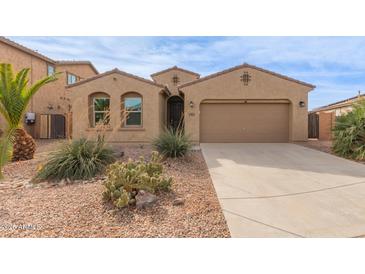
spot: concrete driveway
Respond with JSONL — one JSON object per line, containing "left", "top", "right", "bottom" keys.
{"left": 201, "top": 143, "right": 365, "bottom": 237}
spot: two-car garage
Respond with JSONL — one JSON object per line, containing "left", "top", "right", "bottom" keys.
{"left": 199, "top": 101, "right": 290, "bottom": 143}
{"left": 179, "top": 63, "right": 315, "bottom": 143}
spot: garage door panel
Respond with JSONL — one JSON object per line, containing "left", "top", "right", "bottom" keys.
{"left": 200, "top": 103, "right": 289, "bottom": 143}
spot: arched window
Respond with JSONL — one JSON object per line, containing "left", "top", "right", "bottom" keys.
{"left": 89, "top": 92, "right": 110, "bottom": 127}
{"left": 121, "top": 92, "right": 142, "bottom": 127}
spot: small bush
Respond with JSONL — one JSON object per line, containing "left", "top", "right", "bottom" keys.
{"left": 34, "top": 137, "right": 115, "bottom": 181}
{"left": 332, "top": 99, "right": 365, "bottom": 160}
{"left": 153, "top": 127, "right": 192, "bottom": 158}
{"left": 103, "top": 151, "right": 172, "bottom": 209}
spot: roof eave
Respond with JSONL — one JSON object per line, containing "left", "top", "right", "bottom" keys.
{"left": 178, "top": 63, "right": 316, "bottom": 90}
{"left": 151, "top": 66, "right": 200, "bottom": 78}
{"left": 0, "top": 36, "right": 55, "bottom": 64}
{"left": 56, "top": 61, "right": 99, "bottom": 74}
{"left": 313, "top": 95, "right": 365, "bottom": 112}
{"left": 66, "top": 68, "right": 165, "bottom": 89}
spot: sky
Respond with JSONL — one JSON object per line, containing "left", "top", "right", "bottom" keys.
{"left": 9, "top": 36, "right": 365, "bottom": 110}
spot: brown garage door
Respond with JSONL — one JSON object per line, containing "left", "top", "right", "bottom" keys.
{"left": 200, "top": 102, "right": 289, "bottom": 143}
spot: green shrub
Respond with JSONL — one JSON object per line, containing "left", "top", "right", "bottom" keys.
{"left": 332, "top": 99, "right": 365, "bottom": 160}
{"left": 103, "top": 151, "right": 172, "bottom": 209}
{"left": 34, "top": 137, "right": 115, "bottom": 181}
{"left": 152, "top": 127, "right": 192, "bottom": 158}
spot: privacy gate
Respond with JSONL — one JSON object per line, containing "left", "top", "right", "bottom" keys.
{"left": 39, "top": 114, "right": 66, "bottom": 139}
{"left": 308, "top": 113, "right": 319, "bottom": 139}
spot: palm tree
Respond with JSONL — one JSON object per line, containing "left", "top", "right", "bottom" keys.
{"left": 0, "top": 63, "right": 58, "bottom": 178}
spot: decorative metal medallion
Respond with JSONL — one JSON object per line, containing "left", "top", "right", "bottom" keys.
{"left": 172, "top": 74, "right": 180, "bottom": 85}
{"left": 240, "top": 72, "right": 251, "bottom": 86}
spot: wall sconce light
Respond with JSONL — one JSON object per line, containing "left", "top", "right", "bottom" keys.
{"left": 189, "top": 101, "right": 194, "bottom": 108}
{"left": 299, "top": 101, "right": 305, "bottom": 108}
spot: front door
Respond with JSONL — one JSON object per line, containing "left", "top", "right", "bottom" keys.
{"left": 167, "top": 96, "right": 184, "bottom": 130}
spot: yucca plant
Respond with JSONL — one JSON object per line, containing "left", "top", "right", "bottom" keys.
{"left": 34, "top": 137, "right": 115, "bottom": 182}
{"left": 153, "top": 126, "right": 192, "bottom": 158}
{"left": 332, "top": 99, "right": 365, "bottom": 160}
{"left": 0, "top": 64, "right": 58, "bottom": 179}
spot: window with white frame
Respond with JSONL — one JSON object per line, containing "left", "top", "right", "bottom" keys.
{"left": 67, "top": 73, "right": 78, "bottom": 85}
{"left": 47, "top": 64, "right": 55, "bottom": 76}
{"left": 123, "top": 96, "right": 142, "bottom": 127}
{"left": 93, "top": 97, "right": 110, "bottom": 126}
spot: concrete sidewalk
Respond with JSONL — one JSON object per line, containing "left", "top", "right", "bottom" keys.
{"left": 201, "top": 143, "right": 365, "bottom": 237}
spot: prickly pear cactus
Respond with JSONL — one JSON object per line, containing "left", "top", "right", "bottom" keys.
{"left": 114, "top": 190, "right": 130, "bottom": 208}
{"left": 103, "top": 151, "right": 172, "bottom": 209}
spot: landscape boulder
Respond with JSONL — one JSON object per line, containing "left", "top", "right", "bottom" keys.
{"left": 136, "top": 190, "right": 157, "bottom": 209}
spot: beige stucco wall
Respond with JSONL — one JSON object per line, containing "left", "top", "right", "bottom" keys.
{"left": 152, "top": 69, "right": 199, "bottom": 96}
{"left": 32, "top": 64, "right": 97, "bottom": 118}
{"left": 180, "top": 67, "right": 312, "bottom": 143}
{"left": 159, "top": 92, "right": 167, "bottom": 131}
{"left": 0, "top": 39, "right": 97, "bottom": 137}
{"left": 68, "top": 72, "right": 165, "bottom": 143}
{"left": 0, "top": 41, "right": 49, "bottom": 133}
{"left": 34, "top": 63, "right": 97, "bottom": 112}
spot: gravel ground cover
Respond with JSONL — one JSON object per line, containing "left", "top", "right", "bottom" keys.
{"left": 293, "top": 139, "right": 333, "bottom": 154}
{"left": 0, "top": 142, "right": 230, "bottom": 237}
{"left": 294, "top": 139, "right": 365, "bottom": 165}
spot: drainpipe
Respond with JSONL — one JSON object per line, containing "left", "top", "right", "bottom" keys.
{"left": 29, "top": 56, "right": 35, "bottom": 137}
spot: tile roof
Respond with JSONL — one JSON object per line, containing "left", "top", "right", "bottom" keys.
{"left": 56, "top": 60, "right": 99, "bottom": 74}
{"left": 178, "top": 63, "right": 316, "bottom": 89}
{"left": 0, "top": 37, "right": 98, "bottom": 74}
{"left": 151, "top": 66, "right": 200, "bottom": 78}
{"left": 312, "top": 94, "right": 365, "bottom": 112}
{"left": 0, "top": 36, "right": 55, "bottom": 63}
{"left": 66, "top": 68, "right": 165, "bottom": 88}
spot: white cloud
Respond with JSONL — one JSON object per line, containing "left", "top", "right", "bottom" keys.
{"left": 8, "top": 36, "right": 365, "bottom": 109}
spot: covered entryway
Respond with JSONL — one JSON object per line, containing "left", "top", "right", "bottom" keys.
{"left": 167, "top": 96, "right": 184, "bottom": 130}
{"left": 200, "top": 101, "right": 289, "bottom": 143}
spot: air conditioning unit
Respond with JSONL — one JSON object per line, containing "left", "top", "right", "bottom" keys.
{"left": 25, "top": 112, "right": 36, "bottom": 125}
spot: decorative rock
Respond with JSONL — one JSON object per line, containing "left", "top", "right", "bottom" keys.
{"left": 25, "top": 183, "right": 34, "bottom": 189}
{"left": 0, "top": 208, "right": 10, "bottom": 218}
{"left": 135, "top": 190, "right": 157, "bottom": 209}
{"left": 173, "top": 198, "right": 185, "bottom": 206}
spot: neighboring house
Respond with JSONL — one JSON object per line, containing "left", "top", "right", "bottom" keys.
{"left": 0, "top": 37, "right": 98, "bottom": 138}
{"left": 67, "top": 64, "right": 315, "bottom": 143}
{"left": 310, "top": 93, "right": 364, "bottom": 140}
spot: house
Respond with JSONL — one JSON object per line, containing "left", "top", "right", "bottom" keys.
{"left": 67, "top": 64, "right": 315, "bottom": 143}
{"left": 310, "top": 93, "right": 364, "bottom": 140}
{"left": 0, "top": 37, "right": 98, "bottom": 138}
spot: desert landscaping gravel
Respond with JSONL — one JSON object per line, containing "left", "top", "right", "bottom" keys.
{"left": 0, "top": 142, "right": 230, "bottom": 237}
